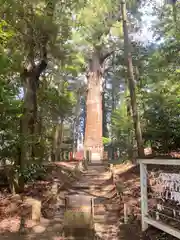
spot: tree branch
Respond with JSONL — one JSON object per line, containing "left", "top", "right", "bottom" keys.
{"left": 34, "top": 0, "right": 56, "bottom": 83}
{"left": 35, "top": 60, "right": 47, "bottom": 80}
{"left": 100, "top": 50, "right": 114, "bottom": 64}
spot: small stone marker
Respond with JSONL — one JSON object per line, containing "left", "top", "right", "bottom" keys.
{"left": 24, "top": 197, "right": 41, "bottom": 223}
{"left": 64, "top": 194, "right": 94, "bottom": 229}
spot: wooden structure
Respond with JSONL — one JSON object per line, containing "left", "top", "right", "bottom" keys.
{"left": 138, "top": 158, "right": 180, "bottom": 239}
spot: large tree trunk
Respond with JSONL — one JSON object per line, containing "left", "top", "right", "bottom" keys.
{"left": 102, "top": 90, "right": 108, "bottom": 138}
{"left": 19, "top": 75, "right": 37, "bottom": 191}
{"left": 125, "top": 88, "right": 133, "bottom": 159}
{"left": 53, "top": 118, "right": 64, "bottom": 162}
{"left": 18, "top": 61, "right": 47, "bottom": 192}
{"left": 121, "top": 0, "right": 144, "bottom": 157}
{"left": 84, "top": 49, "right": 103, "bottom": 162}
{"left": 24, "top": 74, "right": 38, "bottom": 159}
{"left": 17, "top": 0, "right": 55, "bottom": 192}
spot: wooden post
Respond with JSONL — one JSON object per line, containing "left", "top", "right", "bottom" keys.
{"left": 124, "top": 203, "right": 128, "bottom": 224}
{"left": 91, "top": 198, "right": 94, "bottom": 219}
{"left": 140, "top": 162, "right": 148, "bottom": 231}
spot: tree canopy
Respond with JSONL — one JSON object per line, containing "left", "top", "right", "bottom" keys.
{"left": 0, "top": 0, "right": 180, "bottom": 191}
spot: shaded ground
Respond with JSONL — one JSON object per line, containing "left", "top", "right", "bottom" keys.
{"left": 0, "top": 162, "right": 120, "bottom": 239}
{"left": 114, "top": 162, "right": 179, "bottom": 240}
{"left": 0, "top": 160, "right": 179, "bottom": 239}
{"left": 0, "top": 161, "right": 80, "bottom": 234}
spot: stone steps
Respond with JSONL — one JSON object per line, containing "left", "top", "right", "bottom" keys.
{"left": 53, "top": 164, "right": 120, "bottom": 239}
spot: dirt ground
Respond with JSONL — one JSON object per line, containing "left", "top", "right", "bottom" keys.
{"left": 0, "top": 162, "right": 78, "bottom": 233}
{"left": 114, "top": 162, "right": 179, "bottom": 240}
{"left": 0, "top": 161, "right": 179, "bottom": 239}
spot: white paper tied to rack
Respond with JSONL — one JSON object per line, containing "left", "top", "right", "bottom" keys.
{"left": 159, "top": 173, "right": 180, "bottom": 182}
{"left": 155, "top": 173, "right": 180, "bottom": 204}
{"left": 170, "top": 192, "right": 180, "bottom": 203}
{"left": 157, "top": 204, "right": 164, "bottom": 211}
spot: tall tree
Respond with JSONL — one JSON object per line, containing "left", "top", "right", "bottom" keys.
{"left": 121, "top": 0, "right": 144, "bottom": 157}
{"left": 72, "top": 0, "right": 142, "bottom": 161}
{"left": 0, "top": 0, "right": 77, "bottom": 191}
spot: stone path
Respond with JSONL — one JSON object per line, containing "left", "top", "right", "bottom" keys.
{"left": 61, "top": 164, "right": 120, "bottom": 239}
